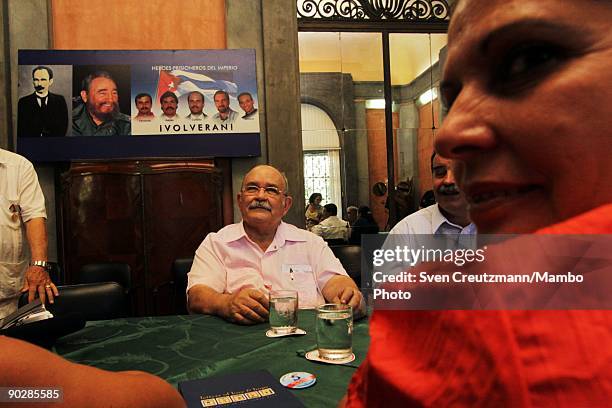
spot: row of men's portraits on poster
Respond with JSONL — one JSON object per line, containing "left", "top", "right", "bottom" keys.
{"left": 17, "top": 64, "right": 260, "bottom": 138}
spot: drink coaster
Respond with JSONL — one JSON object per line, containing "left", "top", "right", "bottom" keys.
{"left": 304, "top": 349, "right": 355, "bottom": 364}
{"left": 265, "top": 328, "right": 307, "bottom": 338}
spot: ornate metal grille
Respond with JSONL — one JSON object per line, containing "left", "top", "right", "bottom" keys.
{"left": 297, "top": 0, "right": 451, "bottom": 23}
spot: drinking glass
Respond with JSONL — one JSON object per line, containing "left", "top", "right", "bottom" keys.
{"left": 269, "top": 290, "right": 298, "bottom": 335}
{"left": 316, "top": 303, "right": 353, "bottom": 360}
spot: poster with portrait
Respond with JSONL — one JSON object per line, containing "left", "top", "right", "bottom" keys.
{"left": 16, "top": 50, "right": 261, "bottom": 161}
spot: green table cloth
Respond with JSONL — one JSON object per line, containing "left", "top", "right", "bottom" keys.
{"left": 54, "top": 310, "right": 370, "bottom": 407}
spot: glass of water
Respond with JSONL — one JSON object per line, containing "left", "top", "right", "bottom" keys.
{"left": 316, "top": 303, "right": 353, "bottom": 360}
{"left": 269, "top": 290, "right": 298, "bottom": 335}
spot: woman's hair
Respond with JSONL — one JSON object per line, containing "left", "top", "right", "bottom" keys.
{"left": 308, "top": 193, "right": 322, "bottom": 204}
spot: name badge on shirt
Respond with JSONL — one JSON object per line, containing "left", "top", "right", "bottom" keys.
{"left": 282, "top": 264, "right": 312, "bottom": 281}
{"left": 282, "top": 264, "right": 318, "bottom": 307}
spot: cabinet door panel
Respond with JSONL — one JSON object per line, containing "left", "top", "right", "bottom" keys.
{"left": 144, "top": 170, "right": 223, "bottom": 314}
{"left": 60, "top": 161, "right": 224, "bottom": 316}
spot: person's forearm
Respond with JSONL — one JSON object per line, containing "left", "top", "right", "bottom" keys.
{"left": 188, "top": 285, "right": 230, "bottom": 318}
{"left": 0, "top": 336, "right": 185, "bottom": 408}
{"left": 24, "top": 217, "right": 48, "bottom": 261}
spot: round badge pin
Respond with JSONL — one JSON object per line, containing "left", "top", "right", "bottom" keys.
{"left": 280, "top": 372, "right": 316, "bottom": 389}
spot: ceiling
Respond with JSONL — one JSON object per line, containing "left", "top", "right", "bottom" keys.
{"left": 298, "top": 32, "right": 447, "bottom": 85}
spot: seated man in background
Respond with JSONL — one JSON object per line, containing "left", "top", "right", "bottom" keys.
{"left": 382, "top": 153, "right": 475, "bottom": 273}
{"left": 0, "top": 336, "right": 185, "bottom": 407}
{"left": 187, "top": 165, "right": 364, "bottom": 324}
{"left": 311, "top": 203, "right": 349, "bottom": 242}
{"left": 389, "top": 151, "right": 474, "bottom": 236}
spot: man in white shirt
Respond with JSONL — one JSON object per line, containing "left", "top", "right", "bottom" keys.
{"left": 312, "top": 203, "right": 349, "bottom": 241}
{"left": 381, "top": 152, "right": 475, "bottom": 277}
{"left": 389, "top": 152, "right": 475, "bottom": 236}
{"left": 0, "top": 148, "right": 58, "bottom": 319}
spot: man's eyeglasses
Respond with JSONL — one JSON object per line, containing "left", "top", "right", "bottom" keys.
{"left": 242, "top": 184, "right": 285, "bottom": 197}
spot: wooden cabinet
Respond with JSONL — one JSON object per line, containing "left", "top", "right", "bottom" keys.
{"left": 60, "top": 160, "right": 223, "bottom": 316}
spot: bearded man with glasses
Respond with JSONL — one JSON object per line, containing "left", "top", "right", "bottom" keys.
{"left": 187, "top": 165, "right": 364, "bottom": 324}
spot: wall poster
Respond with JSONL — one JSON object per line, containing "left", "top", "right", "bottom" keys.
{"left": 17, "top": 50, "right": 261, "bottom": 161}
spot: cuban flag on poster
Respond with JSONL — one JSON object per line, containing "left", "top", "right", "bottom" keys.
{"left": 155, "top": 69, "right": 238, "bottom": 105}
